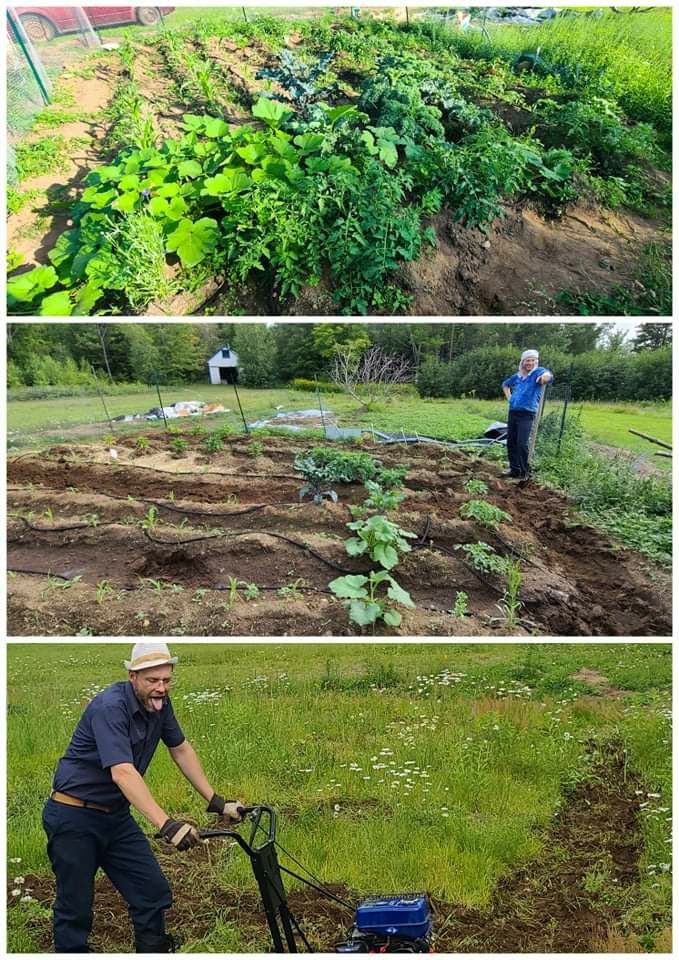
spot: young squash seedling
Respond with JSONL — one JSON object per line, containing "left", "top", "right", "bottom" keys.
{"left": 362, "top": 480, "right": 406, "bottom": 512}
{"left": 345, "top": 514, "right": 416, "bottom": 570}
{"left": 329, "top": 570, "right": 414, "bottom": 628}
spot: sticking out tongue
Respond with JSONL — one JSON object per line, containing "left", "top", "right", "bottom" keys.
{"left": 149, "top": 695, "right": 165, "bottom": 712}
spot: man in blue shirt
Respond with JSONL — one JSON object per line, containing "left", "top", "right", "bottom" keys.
{"left": 42, "top": 643, "right": 244, "bottom": 953}
{"left": 501, "top": 349, "right": 553, "bottom": 480}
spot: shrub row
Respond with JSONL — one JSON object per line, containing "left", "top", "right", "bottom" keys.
{"left": 416, "top": 346, "right": 671, "bottom": 402}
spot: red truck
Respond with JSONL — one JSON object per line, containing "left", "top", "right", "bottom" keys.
{"left": 13, "top": 6, "right": 175, "bottom": 41}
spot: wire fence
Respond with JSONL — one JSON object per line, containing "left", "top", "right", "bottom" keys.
{"left": 7, "top": 372, "right": 573, "bottom": 459}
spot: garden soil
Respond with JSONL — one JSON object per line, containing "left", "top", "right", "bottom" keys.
{"left": 7, "top": 435, "right": 671, "bottom": 637}
{"left": 8, "top": 746, "right": 662, "bottom": 952}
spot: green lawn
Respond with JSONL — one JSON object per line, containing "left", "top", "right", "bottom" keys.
{"left": 7, "top": 388, "right": 671, "bottom": 468}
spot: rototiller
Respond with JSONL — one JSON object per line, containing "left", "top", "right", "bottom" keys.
{"left": 199, "top": 805, "right": 433, "bottom": 953}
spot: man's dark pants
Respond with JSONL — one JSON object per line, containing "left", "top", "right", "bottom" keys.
{"left": 42, "top": 797, "right": 172, "bottom": 953}
{"left": 506, "top": 408, "right": 535, "bottom": 477}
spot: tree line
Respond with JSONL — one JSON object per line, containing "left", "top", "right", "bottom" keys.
{"left": 7, "top": 322, "right": 671, "bottom": 402}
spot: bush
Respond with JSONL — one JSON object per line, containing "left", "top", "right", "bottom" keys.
{"left": 415, "top": 346, "right": 671, "bottom": 403}
{"left": 23, "top": 356, "right": 97, "bottom": 388}
{"left": 289, "top": 378, "right": 341, "bottom": 394}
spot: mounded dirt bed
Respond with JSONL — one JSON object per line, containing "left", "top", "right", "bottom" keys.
{"left": 8, "top": 748, "right": 665, "bottom": 952}
{"left": 7, "top": 436, "right": 670, "bottom": 637}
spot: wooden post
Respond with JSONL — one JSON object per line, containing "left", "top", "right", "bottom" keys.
{"left": 528, "top": 383, "right": 547, "bottom": 461}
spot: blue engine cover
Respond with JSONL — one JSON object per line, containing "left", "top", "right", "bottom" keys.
{"left": 355, "top": 895, "right": 432, "bottom": 939}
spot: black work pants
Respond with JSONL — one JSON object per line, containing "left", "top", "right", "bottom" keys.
{"left": 42, "top": 797, "right": 171, "bottom": 953}
{"left": 506, "top": 409, "right": 535, "bottom": 477}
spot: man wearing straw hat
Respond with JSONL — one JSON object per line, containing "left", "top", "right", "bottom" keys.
{"left": 42, "top": 643, "right": 244, "bottom": 953}
{"left": 501, "top": 349, "right": 553, "bottom": 480}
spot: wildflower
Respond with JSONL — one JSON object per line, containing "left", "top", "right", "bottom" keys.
{"left": 20, "top": 895, "right": 34, "bottom": 903}
{"left": 11, "top": 890, "right": 20, "bottom": 897}
{"left": 15, "top": 876, "right": 25, "bottom": 885}
{"left": 9, "top": 857, "right": 21, "bottom": 864}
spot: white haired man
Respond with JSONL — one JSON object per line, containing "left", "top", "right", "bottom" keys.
{"left": 501, "top": 349, "right": 553, "bottom": 480}
{"left": 42, "top": 643, "right": 243, "bottom": 953}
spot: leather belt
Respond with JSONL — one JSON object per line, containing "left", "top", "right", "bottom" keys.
{"left": 51, "top": 790, "right": 112, "bottom": 813}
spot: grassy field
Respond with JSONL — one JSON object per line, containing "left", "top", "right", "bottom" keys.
{"left": 7, "top": 387, "right": 671, "bottom": 468}
{"left": 7, "top": 643, "right": 671, "bottom": 952}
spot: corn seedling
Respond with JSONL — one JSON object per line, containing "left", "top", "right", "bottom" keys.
{"left": 43, "top": 507, "right": 54, "bottom": 522}
{"left": 278, "top": 578, "right": 308, "bottom": 599}
{"left": 95, "top": 580, "right": 114, "bottom": 604}
{"left": 141, "top": 506, "right": 158, "bottom": 531}
{"left": 498, "top": 560, "right": 523, "bottom": 629}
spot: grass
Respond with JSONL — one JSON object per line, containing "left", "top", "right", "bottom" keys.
{"left": 7, "top": 387, "right": 671, "bottom": 465}
{"left": 6, "top": 643, "right": 671, "bottom": 952}
{"left": 436, "top": 7, "right": 672, "bottom": 140}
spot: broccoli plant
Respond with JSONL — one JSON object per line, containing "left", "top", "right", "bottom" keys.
{"left": 294, "top": 454, "right": 339, "bottom": 504}
{"left": 345, "top": 514, "right": 416, "bottom": 570}
{"left": 256, "top": 50, "right": 336, "bottom": 111}
{"left": 329, "top": 570, "right": 414, "bottom": 627}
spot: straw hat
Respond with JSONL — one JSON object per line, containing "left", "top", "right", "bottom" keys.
{"left": 124, "top": 642, "right": 178, "bottom": 672}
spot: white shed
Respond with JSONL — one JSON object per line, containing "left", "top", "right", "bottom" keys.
{"left": 208, "top": 345, "right": 239, "bottom": 385}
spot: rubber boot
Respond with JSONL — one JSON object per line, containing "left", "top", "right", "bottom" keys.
{"left": 134, "top": 931, "right": 177, "bottom": 953}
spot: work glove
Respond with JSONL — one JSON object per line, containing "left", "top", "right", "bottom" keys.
{"left": 207, "top": 793, "right": 244, "bottom": 825}
{"left": 159, "top": 818, "right": 201, "bottom": 851}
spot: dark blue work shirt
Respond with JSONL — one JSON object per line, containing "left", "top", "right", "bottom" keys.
{"left": 502, "top": 367, "right": 552, "bottom": 413}
{"left": 53, "top": 681, "right": 185, "bottom": 806}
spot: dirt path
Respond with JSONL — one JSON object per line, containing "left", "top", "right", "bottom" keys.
{"left": 7, "top": 745, "right": 662, "bottom": 952}
{"left": 7, "top": 436, "right": 671, "bottom": 637}
{"left": 8, "top": 60, "right": 120, "bottom": 268}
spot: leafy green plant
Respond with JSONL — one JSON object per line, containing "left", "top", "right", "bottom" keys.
{"left": 298, "top": 448, "right": 379, "bottom": 484}
{"left": 246, "top": 440, "right": 264, "bottom": 458}
{"left": 458, "top": 541, "right": 509, "bottom": 577}
{"left": 256, "top": 50, "right": 336, "bottom": 111}
{"left": 375, "top": 465, "right": 408, "bottom": 488}
{"left": 464, "top": 478, "right": 489, "bottom": 495}
{"left": 498, "top": 560, "right": 523, "bottom": 629}
{"left": 134, "top": 437, "right": 150, "bottom": 456}
{"left": 141, "top": 506, "right": 158, "bottom": 531}
{"left": 451, "top": 591, "right": 469, "bottom": 619}
{"left": 95, "top": 579, "right": 114, "bottom": 604}
{"left": 169, "top": 437, "right": 188, "bottom": 457}
{"left": 345, "top": 515, "right": 416, "bottom": 570}
{"left": 329, "top": 570, "right": 414, "bottom": 627}
{"left": 204, "top": 433, "right": 224, "bottom": 454}
{"left": 362, "top": 480, "right": 406, "bottom": 512}
{"left": 460, "top": 499, "right": 512, "bottom": 530}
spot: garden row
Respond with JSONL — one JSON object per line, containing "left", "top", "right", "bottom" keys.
{"left": 7, "top": 434, "right": 671, "bottom": 636}
{"left": 7, "top": 13, "right": 671, "bottom": 316}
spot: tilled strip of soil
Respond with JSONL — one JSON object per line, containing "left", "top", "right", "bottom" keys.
{"left": 7, "top": 747, "right": 653, "bottom": 953}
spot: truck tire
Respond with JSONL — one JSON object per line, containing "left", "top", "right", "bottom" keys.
{"left": 137, "top": 7, "right": 162, "bottom": 26}
{"left": 19, "top": 13, "right": 57, "bottom": 42}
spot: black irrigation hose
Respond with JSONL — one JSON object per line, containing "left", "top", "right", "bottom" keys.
{"left": 8, "top": 567, "right": 74, "bottom": 580}
{"left": 10, "top": 516, "right": 116, "bottom": 534}
{"left": 142, "top": 528, "right": 358, "bottom": 575}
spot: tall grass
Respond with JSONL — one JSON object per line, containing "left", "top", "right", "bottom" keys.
{"left": 422, "top": 9, "right": 672, "bottom": 140}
